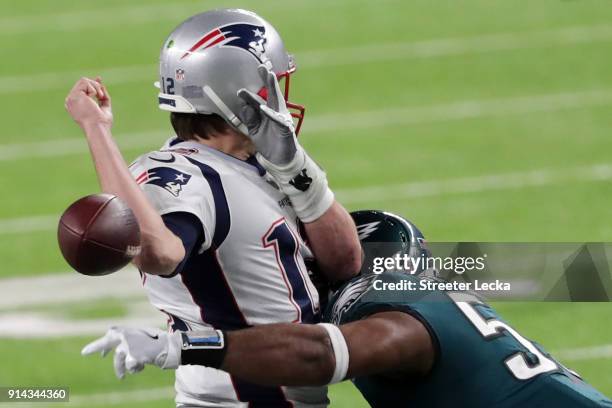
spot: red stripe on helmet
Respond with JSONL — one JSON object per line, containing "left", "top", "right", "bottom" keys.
{"left": 180, "top": 28, "right": 223, "bottom": 59}
{"left": 203, "top": 34, "right": 226, "bottom": 51}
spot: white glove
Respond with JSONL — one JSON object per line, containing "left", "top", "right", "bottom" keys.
{"left": 81, "top": 327, "right": 182, "bottom": 379}
{"left": 238, "top": 64, "right": 298, "bottom": 166}
{"left": 238, "top": 65, "right": 334, "bottom": 222}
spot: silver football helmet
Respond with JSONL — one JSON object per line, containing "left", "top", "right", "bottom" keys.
{"left": 157, "top": 9, "right": 305, "bottom": 134}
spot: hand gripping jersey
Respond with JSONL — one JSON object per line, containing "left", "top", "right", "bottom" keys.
{"left": 130, "top": 138, "right": 325, "bottom": 407}
{"left": 324, "top": 272, "right": 612, "bottom": 408}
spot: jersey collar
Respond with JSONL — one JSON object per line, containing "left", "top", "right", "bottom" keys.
{"left": 163, "top": 137, "right": 265, "bottom": 176}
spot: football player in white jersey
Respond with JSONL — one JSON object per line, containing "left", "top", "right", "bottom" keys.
{"left": 65, "top": 8, "right": 361, "bottom": 408}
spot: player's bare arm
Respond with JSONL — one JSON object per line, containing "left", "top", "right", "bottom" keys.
{"left": 239, "top": 65, "right": 361, "bottom": 281}
{"left": 83, "top": 311, "right": 434, "bottom": 384}
{"left": 303, "top": 201, "right": 362, "bottom": 282}
{"left": 343, "top": 312, "right": 435, "bottom": 378}
{"left": 64, "top": 77, "right": 184, "bottom": 275}
{"left": 212, "top": 322, "right": 335, "bottom": 386}
{"left": 222, "top": 311, "right": 434, "bottom": 384}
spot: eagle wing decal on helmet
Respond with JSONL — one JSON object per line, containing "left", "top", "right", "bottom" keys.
{"left": 356, "top": 221, "right": 382, "bottom": 240}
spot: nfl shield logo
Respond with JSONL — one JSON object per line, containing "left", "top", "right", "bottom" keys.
{"left": 175, "top": 68, "right": 185, "bottom": 81}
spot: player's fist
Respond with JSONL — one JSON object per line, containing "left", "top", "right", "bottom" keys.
{"left": 65, "top": 77, "right": 113, "bottom": 128}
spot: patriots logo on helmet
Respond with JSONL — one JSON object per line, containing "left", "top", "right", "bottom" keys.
{"left": 135, "top": 167, "right": 192, "bottom": 197}
{"left": 181, "top": 23, "right": 267, "bottom": 62}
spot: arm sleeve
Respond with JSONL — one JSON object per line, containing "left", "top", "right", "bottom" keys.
{"left": 162, "top": 212, "right": 204, "bottom": 274}
{"left": 130, "top": 153, "right": 216, "bottom": 250}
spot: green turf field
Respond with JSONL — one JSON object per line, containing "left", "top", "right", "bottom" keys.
{"left": 1, "top": 0, "right": 612, "bottom": 406}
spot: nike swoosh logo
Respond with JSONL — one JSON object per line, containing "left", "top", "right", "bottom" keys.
{"left": 145, "top": 333, "right": 159, "bottom": 340}
{"left": 149, "top": 154, "right": 175, "bottom": 163}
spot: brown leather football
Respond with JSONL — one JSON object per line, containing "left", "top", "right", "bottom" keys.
{"left": 57, "top": 194, "right": 141, "bottom": 276}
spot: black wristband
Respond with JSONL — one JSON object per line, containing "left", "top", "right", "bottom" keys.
{"left": 180, "top": 331, "right": 228, "bottom": 369}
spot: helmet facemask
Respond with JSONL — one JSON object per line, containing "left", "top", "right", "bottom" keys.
{"left": 256, "top": 56, "right": 306, "bottom": 135}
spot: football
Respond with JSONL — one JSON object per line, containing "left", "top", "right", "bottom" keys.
{"left": 57, "top": 194, "right": 141, "bottom": 276}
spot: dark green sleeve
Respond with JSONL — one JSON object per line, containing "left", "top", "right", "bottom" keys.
{"left": 324, "top": 272, "right": 440, "bottom": 324}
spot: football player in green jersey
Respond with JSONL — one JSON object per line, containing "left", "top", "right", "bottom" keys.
{"left": 84, "top": 210, "right": 612, "bottom": 407}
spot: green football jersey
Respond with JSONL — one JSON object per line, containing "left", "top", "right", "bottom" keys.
{"left": 323, "top": 272, "right": 612, "bottom": 408}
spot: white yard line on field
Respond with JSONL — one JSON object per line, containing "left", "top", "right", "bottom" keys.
{"left": 0, "top": 215, "right": 59, "bottom": 234}
{"left": 0, "top": 3, "right": 183, "bottom": 35}
{"left": 0, "top": 214, "right": 58, "bottom": 235}
{"left": 0, "top": 64, "right": 157, "bottom": 95}
{"left": 0, "top": 268, "right": 161, "bottom": 338}
{"left": 1, "top": 162, "right": 612, "bottom": 236}
{"left": 16, "top": 387, "right": 175, "bottom": 408}
{"left": 1, "top": 89, "right": 612, "bottom": 162}
{"left": 336, "top": 163, "right": 612, "bottom": 205}
{"left": 299, "top": 24, "right": 612, "bottom": 68}
{"left": 2, "top": 24, "right": 612, "bottom": 94}
{"left": 304, "top": 89, "right": 612, "bottom": 134}
{"left": 554, "top": 344, "right": 612, "bottom": 362}
{"left": 0, "top": 269, "right": 161, "bottom": 338}
{"left": 0, "top": 267, "right": 144, "bottom": 309}
{"left": 0, "top": 129, "right": 168, "bottom": 161}
{"left": 67, "top": 387, "right": 175, "bottom": 406}
{"left": 0, "top": 310, "right": 162, "bottom": 338}
{"left": 0, "top": 0, "right": 370, "bottom": 35}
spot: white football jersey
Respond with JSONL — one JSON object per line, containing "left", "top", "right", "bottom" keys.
{"left": 130, "top": 138, "right": 326, "bottom": 407}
